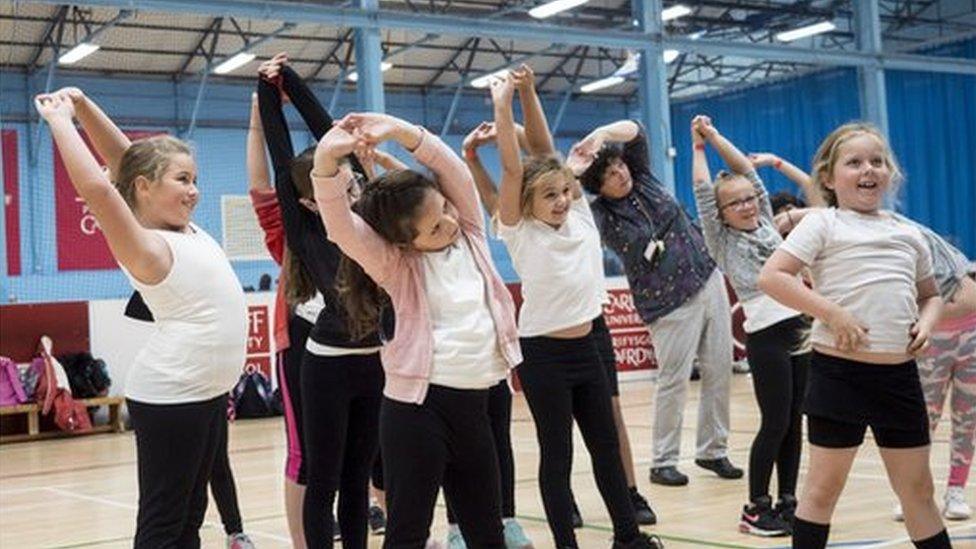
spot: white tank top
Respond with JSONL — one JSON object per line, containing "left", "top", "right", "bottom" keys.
{"left": 122, "top": 224, "right": 247, "bottom": 404}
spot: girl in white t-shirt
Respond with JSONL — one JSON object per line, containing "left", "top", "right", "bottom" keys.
{"left": 490, "top": 73, "right": 658, "bottom": 549}
{"left": 758, "top": 123, "right": 948, "bottom": 549}
{"left": 36, "top": 89, "right": 247, "bottom": 548}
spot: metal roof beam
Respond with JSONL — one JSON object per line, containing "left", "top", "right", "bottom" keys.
{"left": 14, "top": 0, "right": 976, "bottom": 75}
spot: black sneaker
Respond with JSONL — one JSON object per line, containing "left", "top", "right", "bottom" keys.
{"left": 333, "top": 516, "right": 342, "bottom": 541}
{"left": 694, "top": 457, "right": 743, "bottom": 479}
{"left": 571, "top": 499, "right": 583, "bottom": 528}
{"left": 629, "top": 486, "right": 657, "bottom": 525}
{"left": 774, "top": 494, "right": 797, "bottom": 527}
{"left": 368, "top": 504, "right": 386, "bottom": 535}
{"left": 650, "top": 466, "right": 688, "bottom": 486}
{"left": 738, "top": 497, "right": 790, "bottom": 537}
{"left": 611, "top": 532, "right": 664, "bottom": 548}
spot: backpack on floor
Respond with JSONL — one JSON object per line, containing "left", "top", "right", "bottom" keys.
{"left": 231, "top": 369, "right": 278, "bottom": 419}
{"left": 35, "top": 336, "right": 92, "bottom": 433}
{"left": 0, "top": 356, "right": 29, "bottom": 406}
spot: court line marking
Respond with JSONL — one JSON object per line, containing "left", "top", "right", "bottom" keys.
{"left": 41, "top": 486, "right": 292, "bottom": 545}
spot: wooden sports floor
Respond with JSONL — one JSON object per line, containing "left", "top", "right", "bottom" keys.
{"left": 2, "top": 374, "right": 973, "bottom": 548}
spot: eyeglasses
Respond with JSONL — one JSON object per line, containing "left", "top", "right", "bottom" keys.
{"left": 719, "top": 193, "right": 760, "bottom": 212}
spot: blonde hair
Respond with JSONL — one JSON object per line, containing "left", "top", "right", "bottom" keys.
{"left": 115, "top": 135, "right": 193, "bottom": 211}
{"left": 521, "top": 155, "right": 574, "bottom": 218}
{"left": 810, "top": 122, "right": 903, "bottom": 207}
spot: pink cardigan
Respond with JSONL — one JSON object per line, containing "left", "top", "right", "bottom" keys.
{"left": 314, "top": 130, "right": 522, "bottom": 404}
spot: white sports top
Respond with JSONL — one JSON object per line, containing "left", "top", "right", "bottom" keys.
{"left": 122, "top": 224, "right": 247, "bottom": 404}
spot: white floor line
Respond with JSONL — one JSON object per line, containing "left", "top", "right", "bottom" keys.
{"left": 43, "top": 486, "right": 292, "bottom": 544}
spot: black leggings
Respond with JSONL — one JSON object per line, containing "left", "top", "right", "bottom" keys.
{"left": 446, "top": 379, "right": 515, "bottom": 522}
{"left": 210, "top": 396, "right": 243, "bottom": 535}
{"left": 381, "top": 386, "right": 505, "bottom": 549}
{"left": 302, "top": 351, "right": 384, "bottom": 548}
{"left": 745, "top": 316, "right": 810, "bottom": 501}
{"left": 517, "top": 334, "right": 638, "bottom": 548}
{"left": 128, "top": 394, "right": 226, "bottom": 549}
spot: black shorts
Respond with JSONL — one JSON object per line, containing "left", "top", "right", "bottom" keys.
{"left": 591, "top": 314, "right": 619, "bottom": 397}
{"left": 808, "top": 415, "right": 929, "bottom": 449}
{"left": 804, "top": 352, "right": 929, "bottom": 449}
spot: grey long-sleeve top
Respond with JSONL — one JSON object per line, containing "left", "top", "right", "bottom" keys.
{"left": 692, "top": 170, "right": 782, "bottom": 302}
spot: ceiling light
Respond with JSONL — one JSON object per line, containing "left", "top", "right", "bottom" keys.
{"left": 214, "top": 52, "right": 257, "bottom": 74}
{"left": 528, "top": 0, "right": 589, "bottom": 19}
{"left": 58, "top": 43, "right": 100, "bottom": 65}
{"left": 580, "top": 75, "right": 625, "bottom": 93}
{"left": 661, "top": 4, "right": 692, "bottom": 22}
{"left": 471, "top": 68, "right": 510, "bottom": 89}
{"left": 775, "top": 20, "right": 837, "bottom": 42}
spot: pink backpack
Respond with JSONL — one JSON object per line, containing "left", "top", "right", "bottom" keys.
{"left": 0, "top": 356, "right": 29, "bottom": 406}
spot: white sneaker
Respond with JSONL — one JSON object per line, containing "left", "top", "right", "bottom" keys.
{"left": 944, "top": 486, "right": 972, "bottom": 520}
{"left": 892, "top": 502, "right": 904, "bottom": 522}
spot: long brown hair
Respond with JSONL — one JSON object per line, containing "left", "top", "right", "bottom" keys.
{"left": 336, "top": 169, "right": 441, "bottom": 340}
{"left": 279, "top": 146, "right": 319, "bottom": 306}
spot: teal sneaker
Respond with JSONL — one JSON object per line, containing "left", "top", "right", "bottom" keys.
{"left": 446, "top": 524, "right": 467, "bottom": 549}
{"left": 502, "top": 518, "right": 533, "bottom": 548}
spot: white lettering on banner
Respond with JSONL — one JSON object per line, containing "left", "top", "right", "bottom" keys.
{"left": 76, "top": 197, "right": 101, "bottom": 236}
{"left": 600, "top": 282, "right": 658, "bottom": 371}
{"left": 247, "top": 305, "right": 271, "bottom": 378}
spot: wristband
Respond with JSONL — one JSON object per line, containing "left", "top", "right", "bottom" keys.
{"left": 693, "top": 143, "right": 706, "bottom": 151}
{"left": 774, "top": 158, "right": 783, "bottom": 169}
{"left": 463, "top": 147, "right": 478, "bottom": 160}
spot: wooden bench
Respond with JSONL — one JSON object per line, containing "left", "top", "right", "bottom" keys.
{"left": 0, "top": 396, "right": 126, "bottom": 444}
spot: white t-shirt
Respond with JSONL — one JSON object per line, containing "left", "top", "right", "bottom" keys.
{"left": 496, "top": 196, "right": 606, "bottom": 337}
{"left": 122, "top": 224, "right": 247, "bottom": 404}
{"left": 779, "top": 208, "right": 934, "bottom": 354}
{"left": 741, "top": 293, "right": 802, "bottom": 335}
{"left": 422, "top": 238, "right": 508, "bottom": 390}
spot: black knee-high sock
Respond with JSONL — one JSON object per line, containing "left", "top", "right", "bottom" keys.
{"left": 913, "top": 529, "right": 951, "bottom": 549}
{"left": 792, "top": 517, "right": 829, "bottom": 549}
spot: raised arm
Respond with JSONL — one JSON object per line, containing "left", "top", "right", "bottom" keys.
{"left": 35, "top": 93, "right": 169, "bottom": 284}
{"left": 569, "top": 119, "right": 646, "bottom": 181}
{"left": 245, "top": 92, "right": 286, "bottom": 264}
{"left": 247, "top": 93, "right": 271, "bottom": 193}
{"left": 491, "top": 76, "right": 523, "bottom": 227}
{"left": 311, "top": 126, "right": 399, "bottom": 283}
{"left": 57, "top": 87, "right": 131, "bottom": 177}
{"left": 749, "top": 152, "right": 826, "bottom": 207}
{"left": 701, "top": 118, "right": 752, "bottom": 175}
{"left": 512, "top": 64, "right": 555, "bottom": 157}
{"left": 698, "top": 116, "right": 773, "bottom": 222}
{"left": 689, "top": 116, "right": 722, "bottom": 252}
{"left": 336, "top": 112, "right": 484, "bottom": 229}
{"left": 462, "top": 121, "right": 500, "bottom": 215}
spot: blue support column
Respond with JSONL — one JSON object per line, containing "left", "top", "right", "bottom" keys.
{"left": 633, "top": 0, "right": 675, "bottom": 193}
{"left": 855, "top": 0, "right": 888, "bottom": 137}
{"left": 0, "top": 109, "right": 8, "bottom": 302}
{"left": 354, "top": 0, "right": 385, "bottom": 112}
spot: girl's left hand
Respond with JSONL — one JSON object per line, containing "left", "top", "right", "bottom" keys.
{"left": 511, "top": 64, "right": 536, "bottom": 92}
{"left": 907, "top": 322, "right": 931, "bottom": 355}
{"left": 34, "top": 93, "right": 75, "bottom": 121}
{"left": 489, "top": 73, "right": 516, "bottom": 105}
{"left": 318, "top": 126, "right": 360, "bottom": 159}
{"left": 334, "top": 113, "right": 400, "bottom": 145}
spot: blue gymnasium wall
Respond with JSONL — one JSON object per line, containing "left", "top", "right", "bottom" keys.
{"left": 671, "top": 39, "right": 976, "bottom": 257}
{"left": 1, "top": 38, "right": 973, "bottom": 303}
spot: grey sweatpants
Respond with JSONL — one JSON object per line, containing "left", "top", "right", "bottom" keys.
{"left": 648, "top": 269, "right": 733, "bottom": 467}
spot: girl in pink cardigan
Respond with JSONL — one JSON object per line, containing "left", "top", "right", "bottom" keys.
{"left": 311, "top": 112, "right": 521, "bottom": 549}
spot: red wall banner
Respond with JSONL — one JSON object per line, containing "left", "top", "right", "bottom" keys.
{"left": 245, "top": 304, "right": 272, "bottom": 379}
{"left": 2, "top": 130, "right": 20, "bottom": 276}
{"left": 54, "top": 130, "right": 160, "bottom": 271}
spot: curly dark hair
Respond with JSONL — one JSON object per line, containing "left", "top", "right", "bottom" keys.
{"left": 578, "top": 143, "right": 623, "bottom": 195}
